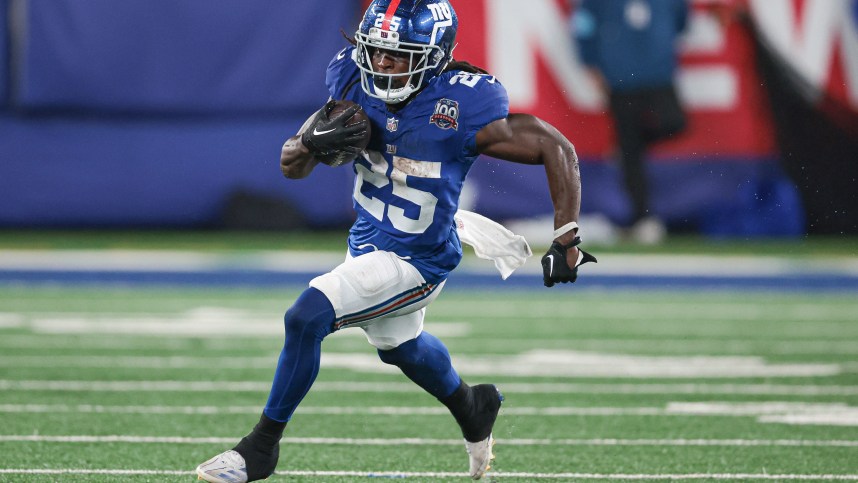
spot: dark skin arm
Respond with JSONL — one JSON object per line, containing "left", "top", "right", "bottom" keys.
{"left": 281, "top": 47, "right": 405, "bottom": 179}
{"left": 280, "top": 111, "right": 322, "bottom": 179}
{"left": 475, "top": 113, "right": 582, "bottom": 268}
{"left": 282, "top": 108, "right": 583, "bottom": 268}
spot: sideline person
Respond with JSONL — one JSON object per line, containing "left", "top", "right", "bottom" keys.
{"left": 573, "top": 0, "right": 689, "bottom": 243}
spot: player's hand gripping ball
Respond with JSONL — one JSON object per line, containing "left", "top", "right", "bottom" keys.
{"left": 301, "top": 99, "right": 371, "bottom": 167}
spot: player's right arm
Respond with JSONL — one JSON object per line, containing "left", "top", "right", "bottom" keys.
{"left": 280, "top": 138, "right": 321, "bottom": 180}
{"left": 280, "top": 100, "right": 367, "bottom": 179}
{"left": 280, "top": 104, "right": 325, "bottom": 179}
{"left": 281, "top": 47, "right": 362, "bottom": 179}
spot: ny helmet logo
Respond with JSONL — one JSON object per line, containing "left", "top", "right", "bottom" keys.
{"left": 427, "top": 3, "right": 453, "bottom": 22}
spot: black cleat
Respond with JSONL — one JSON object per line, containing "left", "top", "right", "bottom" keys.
{"left": 231, "top": 436, "right": 279, "bottom": 482}
{"left": 452, "top": 384, "right": 504, "bottom": 480}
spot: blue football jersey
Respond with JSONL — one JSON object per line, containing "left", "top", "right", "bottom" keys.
{"left": 324, "top": 46, "right": 509, "bottom": 284}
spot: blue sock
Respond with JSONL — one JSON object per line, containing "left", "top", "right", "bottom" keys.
{"left": 263, "top": 287, "right": 334, "bottom": 422}
{"left": 377, "top": 332, "right": 462, "bottom": 399}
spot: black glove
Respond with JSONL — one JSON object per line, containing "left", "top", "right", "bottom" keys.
{"left": 541, "top": 236, "right": 597, "bottom": 287}
{"left": 301, "top": 100, "right": 368, "bottom": 156}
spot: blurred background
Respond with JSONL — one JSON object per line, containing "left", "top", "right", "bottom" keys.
{"left": 2, "top": 4, "right": 858, "bottom": 480}
{"left": 1, "top": 0, "right": 856, "bottom": 244}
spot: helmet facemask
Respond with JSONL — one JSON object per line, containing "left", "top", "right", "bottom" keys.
{"left": 355, "top": 28, "right": 447, "bottom": 104}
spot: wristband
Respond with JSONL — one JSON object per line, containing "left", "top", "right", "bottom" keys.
{"left": 553, "top": 221, "right": 579, "bottom": 240}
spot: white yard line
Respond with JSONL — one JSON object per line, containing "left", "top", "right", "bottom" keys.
{"left": 429, "top": 300, "right": 858, "bottom": 321}
{"left": 0, "top": 403, "right": 664, "bottom": 416}
{"left": 0, "top": 250, "right": 345, "bottom": 272}
{"left": 2, "top": 435, "right": 857, "bottom": 447}
{"left": 2, "top": 469, "right": 858, "bottom": 480}
{"left": 3, "top": 379, "right": 858, "bottom": 395}
{"left": 2, "top": 333, "right": 858, "bottom": 355}
{"left": 3, "top": 249, "right": 857, "bottom": 277}
{"left": 0, "top": 352, "right": 844, "bottom": 379}
{"left": 4, "top": 402, "right": 858, "bottom": 426}
{"left": 11, "top": 301, "right": 858, "bottom": 323}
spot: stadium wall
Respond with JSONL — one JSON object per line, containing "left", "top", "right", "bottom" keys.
{"left": 0, "top": 0, "right": 850, "bottom": 234}
{"left": 0, "top": 0, "right": 7, "bottom": 107}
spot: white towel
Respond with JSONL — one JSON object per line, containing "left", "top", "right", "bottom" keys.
{"left": 454, "top": 210, "right": 532, "bottom": 279}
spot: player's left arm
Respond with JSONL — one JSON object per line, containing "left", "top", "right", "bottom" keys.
{"left": 476, "top": 114, "right": 580, "bottom": 242}
{"left": 475, "top": 114, "right": 596, "bottom": 286}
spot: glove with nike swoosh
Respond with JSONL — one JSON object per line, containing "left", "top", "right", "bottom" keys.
{"left": 301, "top": 100, "right": 369, "bottom": 156}
{"left": 541, "top": 236, "right": 597, "bottom": 287}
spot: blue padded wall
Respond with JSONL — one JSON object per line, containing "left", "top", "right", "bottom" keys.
{"left": 16, "top": 0, "right": 353, "bottom": 113}
{"left": 0, "top": 0, "right": 8, "bottom": 107}
{"left": 0, "top": 113, "right": 356, "bottom": 227}
{"left": 0, "top": 0, "right": 804, "bottom": 235}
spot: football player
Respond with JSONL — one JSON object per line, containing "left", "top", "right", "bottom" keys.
{"left": 196, "top": 1, "right": 595, "bottom": 481}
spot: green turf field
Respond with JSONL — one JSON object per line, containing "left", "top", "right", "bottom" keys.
{"left": 1, "top": 283, "right": 857, "bottom": 482}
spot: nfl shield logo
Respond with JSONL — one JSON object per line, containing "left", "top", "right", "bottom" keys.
{"left": 386, "top": 117, "right": 399, "bottom": 132}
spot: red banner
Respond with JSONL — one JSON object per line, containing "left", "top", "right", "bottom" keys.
{"left": 450, "top": 0, "right": 776, "bottom": 160}
{"left": 749, "top": 0, "right": 858, "bottom": 135}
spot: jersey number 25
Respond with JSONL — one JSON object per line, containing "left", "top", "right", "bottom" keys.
{"left": 354, "top": 152, "right": 439, "bottom": 234}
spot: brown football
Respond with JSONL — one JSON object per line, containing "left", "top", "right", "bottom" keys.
{"left": 318, "top": 100, "right": 371, "bottom": 167}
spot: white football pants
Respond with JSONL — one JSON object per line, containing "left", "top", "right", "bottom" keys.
{"left": 309, "top": 250, "right": 445, "bottom": 350}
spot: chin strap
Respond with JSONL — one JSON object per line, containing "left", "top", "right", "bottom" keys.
{"left": 375, "top": 82, "right": 418, "bottom": 104}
